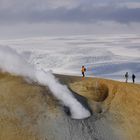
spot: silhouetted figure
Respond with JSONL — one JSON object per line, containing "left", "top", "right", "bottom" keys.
{"left": 81, "top": 66, "right": 86, "bottom": 78}
{"left": 132, "top": 74, "right": 136, "bottom": 83}
{"left": 125, "top": 72, "right": 129, "bottom": 83}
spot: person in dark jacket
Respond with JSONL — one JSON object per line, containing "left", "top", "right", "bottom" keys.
{"left": 125, "top": 72, "right": 129, "bottom": 83}
{"left": 132, "top": 74, "right": 136, "bottom": 83}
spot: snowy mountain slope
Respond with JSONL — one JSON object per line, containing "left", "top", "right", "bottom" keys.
{"left": 0, "top": 34, "right": 140, "bottom": 82}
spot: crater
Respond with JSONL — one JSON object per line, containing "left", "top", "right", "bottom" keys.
{"left": 88, "top": 83, "right": 109, "bottom": 102}
{"left": 70, "top": 81, "right": 109, "bottom": 102}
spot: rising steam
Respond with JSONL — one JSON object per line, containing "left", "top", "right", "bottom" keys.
{"left": 0, "top": 45, "right": 91, "bottom": 119}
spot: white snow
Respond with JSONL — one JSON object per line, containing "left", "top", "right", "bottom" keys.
{"left": 0, "top": 34, "right": 140, "bottom": 82}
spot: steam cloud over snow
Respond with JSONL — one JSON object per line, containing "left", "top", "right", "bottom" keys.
{"left": 0, "top": 45, "right": 91, "bottom": 119}
{"left": 0, "top": 45, "right": 35, "bottom": 79}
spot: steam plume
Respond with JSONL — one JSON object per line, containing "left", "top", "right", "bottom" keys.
{"left": 0, "top": 45, "right": 91, "bottom": 119}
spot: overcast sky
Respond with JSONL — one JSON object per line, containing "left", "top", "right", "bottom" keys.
{"left": 0, "top": 0, "right": 140, "bottom": 39}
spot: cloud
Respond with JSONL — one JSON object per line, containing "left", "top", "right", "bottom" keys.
{"left": 0, "top": 0, "right": 140, "bottom": 24}
{"left": 0, "top": 22, "right": 140, "bottom": 39}
{"left": 0, "top": 0, "right": 140, "bottom": 38}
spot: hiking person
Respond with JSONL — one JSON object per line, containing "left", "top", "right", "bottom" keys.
{"left": 132, "top": 74, "right": 136, "bottom": 83}
{"left": 125, "top": 72, "right": 129, "bottom": 83}
{"left": 81, "top": 66, "right": 86, "bottom": 78}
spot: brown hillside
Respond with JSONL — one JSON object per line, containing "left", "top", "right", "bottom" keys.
{"left": 68, "top": 77, "right": 140, "bottom": 140}
{"left": 0, "top": 72, "right": 57, "bottom": 140}
{"left": 0, "top": 72, "right": 140, "bottom": 140}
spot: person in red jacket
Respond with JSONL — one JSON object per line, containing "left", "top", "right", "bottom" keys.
{"left": 81, "top": 66, "right": 86, "bottom": 78}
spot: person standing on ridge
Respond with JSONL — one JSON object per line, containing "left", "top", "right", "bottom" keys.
{"left": 132, "top": 74, "right": 136, "bottom": 83}
{"left": 125, "top": 72, "right": 129, "bottom": 83}
{"left": 81, "top": 66, "right": 86, "bottom": 78}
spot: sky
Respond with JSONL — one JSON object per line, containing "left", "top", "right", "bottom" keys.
{"left": 0, "top": 0, "right": 140, "bottom": 39}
